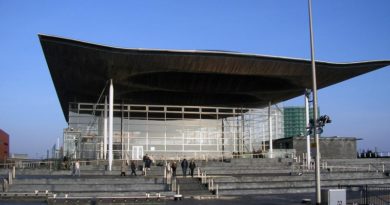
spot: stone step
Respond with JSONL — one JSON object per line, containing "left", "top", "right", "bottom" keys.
{"left": 56, "top": 191, "right": 175, "bottom": 197}
{"left": 12, "top": 177, "right": 164, "bottom": 185}
{"left": 8, "top": 184, "right": 167, "bottom": 193}
{"left": 175, "top": 177, "right": 212, "bottom": 196}
{"left": 213, "top": 172, "right": 386, "bottom": 183}
{"left": 216, "top": 178, "right": 390, "bottom": 190}
{"left": 219, "top": 187, "right": 316, "bottom": 195}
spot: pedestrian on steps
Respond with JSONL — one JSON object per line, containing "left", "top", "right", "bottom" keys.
{"left": 130, "top": 161, "right": 137, "bottom": 176}
{"left": 171, "top": 161, "right": 177, "bottom": 177}
{"left": 189, "top": 160, "right": 196, "bottom": 178}
{"left": 120, "top": 160, "right": 127, "bottom": 176}
{"left": 181, "top": 158, "right": 188, "bottom": 177}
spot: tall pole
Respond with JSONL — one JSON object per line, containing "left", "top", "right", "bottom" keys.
{"left": 108, "top": 79, "right": 114, "bottom": 171}
{"left": 308, "top": 0, "right": 321, "bottom": 204}
{"left": 104, "top": 96, "right": 108, "bottom": 160}
{"left": 305, "top": 90, "right": 311, "bottom": 169}
{"left": 268, "top": 102, "right": 273, "bottom": 158}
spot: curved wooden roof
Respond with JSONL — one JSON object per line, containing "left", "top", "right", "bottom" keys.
{"left": 39, "top": 34, "right": 390, "bottom": 121}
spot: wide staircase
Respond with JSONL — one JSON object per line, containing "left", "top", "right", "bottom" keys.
{"left": 1, "top": 157, "right": 390, "bottom": 202}
{"left": 176, "top": 177, "right": 211, "bottom": 197}
{"left": 0, "top": 163, "right": 175, "bottom": 204}
{"left": 193, "top": 158, "right": 390, "bottom": 195}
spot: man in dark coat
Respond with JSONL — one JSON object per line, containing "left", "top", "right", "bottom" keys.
{"left": 130, "top": 161, "right": 137, "bottom": 176}
{"left": 189, "top": 160, "right": 196, "bottom": 178}
{"left": 181, "top": 158, "right": 188, "bottom": 177}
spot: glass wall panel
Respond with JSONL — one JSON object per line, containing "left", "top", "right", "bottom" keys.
{"left": 65, "top": 103, "right": 284, "bottom": 160}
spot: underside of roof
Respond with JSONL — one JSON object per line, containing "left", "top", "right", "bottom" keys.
{"left": 38, "top": 34, "right": 390, "bottom": 122}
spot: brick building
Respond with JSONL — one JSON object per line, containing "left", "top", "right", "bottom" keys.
{"left": 0, "top": 129, "right": 10, "bottom": 162}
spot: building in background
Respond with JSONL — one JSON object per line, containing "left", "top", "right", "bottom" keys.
{"left": 0, "top": 129, "right": 10, "bottom": 162}
{"left": 39, "top": 34, "right": 390, "bottom": 160}
{"left": 274, "top": 136, "right": 358, "bottom": 159}
{"left": 283, "top": 106, "right": 319, "bottom": 138}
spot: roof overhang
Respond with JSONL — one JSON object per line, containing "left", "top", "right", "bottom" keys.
{"left": 38, "top": 34, "right": 390, "bottom": 122}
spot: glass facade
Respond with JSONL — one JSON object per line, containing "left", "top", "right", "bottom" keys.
{"left": 64, "top": 103, "right": 284, "bottom": 160}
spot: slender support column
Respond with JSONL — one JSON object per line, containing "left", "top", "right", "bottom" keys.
{"left": 308, "top": 0, "right": 321, "bottom": 203}
{"left": 108, "top": 79, "right": 114, "bottom": 171}
{"left": 268, "top": 102, "right": 273, "bottom": 158}
{"left": 305, "top": 90, "right": 311, "bottom": 168}
{"left": 103, "top": 96, "right": 108, "bottom": 160}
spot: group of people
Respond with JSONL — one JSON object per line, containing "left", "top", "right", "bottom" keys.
{"left": 143, "top": 154, "right": 153, "bottom": 170}
{"left": 167, "top": 158, "right": 196, "bottom": 177}
{"left": 120, "top": 160, "right": 137, "bottom": 176}
{"left": 68, "top": 155, "right": 197, "bottom": 178}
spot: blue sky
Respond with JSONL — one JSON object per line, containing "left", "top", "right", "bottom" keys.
{"left": 0, "top": 1, "right": 389, "bottom": 158}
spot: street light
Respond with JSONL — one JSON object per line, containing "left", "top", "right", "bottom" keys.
{"left": 307, "top": 0, "right": 322, "bottom": 204}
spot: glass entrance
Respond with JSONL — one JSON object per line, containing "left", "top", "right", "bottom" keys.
{"left": 132, "top": 146, "right": 143, "bottom": 160}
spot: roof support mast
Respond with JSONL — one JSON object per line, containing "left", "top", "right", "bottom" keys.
{"left": 268, "top": 102, "right": 273, "bottom": 158}
{"left": 305, "top": 89, "right": 311, "bottom": 169}
{"left": 108, "top": 79, "right": 114, "bottom": 171}
{"left": 104, "top": 96, "right": 108, "bottom": 160}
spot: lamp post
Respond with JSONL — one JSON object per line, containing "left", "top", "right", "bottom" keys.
{"left": 307, "top": 0, "right": 321, "bottom": 204}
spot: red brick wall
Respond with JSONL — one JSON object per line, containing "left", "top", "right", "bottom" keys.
{"left": 0, "top": 129, "right": 9, "bottom": 162}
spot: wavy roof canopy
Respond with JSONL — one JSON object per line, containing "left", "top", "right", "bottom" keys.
{"left": 39, "top": 34, "right": 390, "bottom": 121}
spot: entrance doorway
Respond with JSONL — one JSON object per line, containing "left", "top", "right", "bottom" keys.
{"left": 132, "top": 146, "right": 143, "bottom": 160}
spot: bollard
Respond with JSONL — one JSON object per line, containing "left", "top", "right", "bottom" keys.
{"left": 164, "top": 165, "right": 167, "bottom": 182}
{"left": 208, "top": 179, "right": 211, "bottom": 191}
{"left": 2, "top": 178, "right": 8, "bottom": 192}
{"left": 197, "top": 167, "right": 200, "bottom": 177}
{"left": 8, "top": 171, "right": 12, "bottom": 185}
{"left": 12, "top": 166, "right": 15, "bottom": 179}
{"left": 383, "top": 164, "right": 385, "bottom": 173}
{"left": 211, "top": 179, "right": 214, "bottom": 190}
{"left": 177, "top": 185, "right": 180, "bottom": 195}
{"left": 216, "top": 184, "right": 219, "bottom": 198}
{"left": 368, "top": 164, "right": 371, "bottom": 172}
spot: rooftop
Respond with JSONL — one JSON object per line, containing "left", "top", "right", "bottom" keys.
{"left": 39, "top": 34, "right": 390, "bottom": 121}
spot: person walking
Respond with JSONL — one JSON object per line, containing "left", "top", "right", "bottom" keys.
{"left": 181, "top": 158, "right": 188, "bottom": 177}
{"left": 75, "top": 160, "right": 80, "bottom": 177}
{"left": 120, "top": 160, "right": 127, "bottom": 176}
{"left": 130, "top": 161, "right": 137, "bottom": 176}
{"left": 171, "top": 161, "right": 177, "bottom": 177}
{"left": 189, "top": 160, "right": 196, "bottom": 178}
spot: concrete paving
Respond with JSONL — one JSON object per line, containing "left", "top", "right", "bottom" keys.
{"left": 166, "top": 193, "right": 315, "bottom": 205}
{"left": 0, "top": 193, "right": 315, "bottom": 205}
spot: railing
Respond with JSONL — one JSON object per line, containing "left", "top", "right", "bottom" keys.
{"left": 339, "top": 184, "right": 390, "bottom": 205}
{"left": 198, "top": 168, "right": 219, "bottom": 198}
{"left": 296, "top": 159, "right": 390, "bottom": 173}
